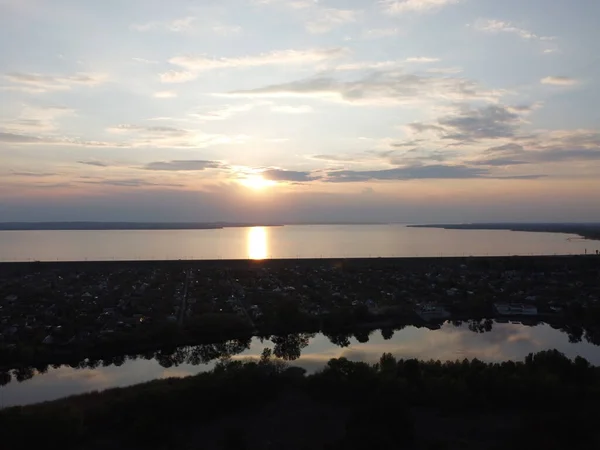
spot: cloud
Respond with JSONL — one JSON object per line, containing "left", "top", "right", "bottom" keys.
{"left": 211, "top": 24, "right": 242, "bottom": 36}
{"left": 472, "top": 132, "right": 600, "bottom": 165}
{"left": 381, "top": 0, "right": 459, "bottom": 15}
{"left": 405, "top": 57, "right": 440, "bottom": 63}
{"left": 0, "top": 131, "right": 44, "bottom": 143}
{"left": 270, "top": 105, "right": 313, "bottom": 114}
{"left": 159, "top": 70, "right": 197, "bottom": 84}
{"left": 472, "top": 157, "right": 528, "bottom": 167}
{"left": 305, "top": 8, "right": 358, "bottom": 34}
{"left": 408, "top": 105, "right": 523, "bottom": 142}
{"left": 106, "top": 124, "right": 245, "bottom": 149}
{"left": 168, "top": 48, "right": 347, "bottom": 73}
{"left": 333, "top": 57, "right": 440, "bottom": 71}
{"left": 325, "top": 164, "right": 492, "bottom": 182}
{"left": 80, "top": 179, "right": 184, "bottom": 188}
{"left": 438, "top": 105, "right": 521, "bottom": 140}
{"left": 256, "top": 1, "right": 358, "bottom": 34}
{"left": 153, "top": 91, "right": 177, "bottom": 98}
{"left": 311, "top": 154, "right": 364, "bottom": 162}
{"left": 190, "top": 104, "right": 254, "bottom": 121}
{"left": 77, "top": 160, "right": 110, "bottom": 167}
{"left": 225, "top": 71, "right": 503, "bottom": 106}
{"left": 426, "top": 67, "right": 463, "bottom": 74}
{"left": 132, "top": 57, "right": 158, "bottom": 64}
{"left": 541, "top": 76, "right": 577, "bottom": 86}
{"left": 0, "top": 105, "right": 74, "bottom": 134}
{"left": 363, "top": 28, "right": 401, "bottom": 38}
{"left": 131, "top": 16, "right": 196, "bottom": 33}
{"left": 143, "top": 160, "right": 222, "bottom": 171}
{"left": 261, "top": 169, "right": 318, "bottom": 182}
{"left": 4, "top": 72, "right": 105, "bottom": 93}
{"left": 474, "top": 19, "right": 554, "bottom": 41}
{"left": 7, "top": 171, "right": 57, "bottom": 177}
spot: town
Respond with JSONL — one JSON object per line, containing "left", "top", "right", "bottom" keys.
{"left": 1, "top": 256, "right": 600, "bottom": 368}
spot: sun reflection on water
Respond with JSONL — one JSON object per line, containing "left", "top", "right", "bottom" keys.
{"left": 247, "top": 227, "right": 268, "bottom": 260}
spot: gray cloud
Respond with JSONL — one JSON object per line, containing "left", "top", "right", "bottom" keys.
{"left": 475, "top": 134, "right": 600, "bottom": 165}
{"left": 472, "top": 158, "right": 528, "bottom": 166}
{"left": 225, "top": 71, "right": 502, "bottom": 105}
{"left": 261, "top": 169, "right": 318, "bottom": 182}
{"left": 77, "top": 160, "right": 110, "bottom": 167}
{"left": 324, "top": 164, "right": 545, "bottom": 182}
{"left": 143, "top": 160, "right": 222, "bottom": 171}
{"left": 0, "top": 132, "right": 44, "bottom": 143}
{"left": 8, "top": 171, "right": 57, "bottom": 177}
{"left": 439, "top": 105, "right": 521, "bottom": 140}
{"left": 311, "top": 154, "right": 363, "bottom": 162}
{"left": 4, "top": 72, "right": 105, "bottom": 92}
{"left": 407, "top": 105, "right": 523, "bottom": 142}
{"left": 79, "top": 179, "right": 184, "bottom": 188}
{"left": 325, "top": 164, "right": 490, "bottom": 182}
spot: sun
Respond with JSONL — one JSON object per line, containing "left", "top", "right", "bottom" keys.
{"left": 239, "top": 174, "right": 277, "bottom": 190}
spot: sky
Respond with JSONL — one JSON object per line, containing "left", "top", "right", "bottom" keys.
{"left": 1, "top": 0, "right": 599, "bottom": 223}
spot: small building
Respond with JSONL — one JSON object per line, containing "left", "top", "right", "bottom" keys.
{"left": 494, "top": 303, "right": 538, "bottom": 316}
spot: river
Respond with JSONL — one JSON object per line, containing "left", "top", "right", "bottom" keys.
{"left": 2, "top": 321, "right": 600, "bottom": 408}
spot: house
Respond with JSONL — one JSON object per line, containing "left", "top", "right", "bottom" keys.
{"left": 494, "top": 303, "right": 538, "bottom": 316}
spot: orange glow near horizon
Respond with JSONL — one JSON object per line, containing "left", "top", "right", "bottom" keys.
{"left": 239, "top": 174, "right": 277, "bottom": 190}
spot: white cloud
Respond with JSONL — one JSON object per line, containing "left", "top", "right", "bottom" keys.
{"left": 4, "top": 72, "right": 106, "bottom": 93}
{"left": 305, "top": 8, "right": 358, "bottom": 34}
{"left": 189, "top": 104, "right": 255, "bottom": 121}
{"left": 1, "top": 105, "right": 74, "bottom": 133}
{"left": 541, "top": 76, "right": 577, "bottom": 86}
{"left": 131, "top": 16, "right": 196, "bottom": 33}
{"left": 474, "top": 19, "right": 555, "bottom": 41}
{"left": 426, "top": 67, "right": 463, "bottom": 74}
{"left": 106, "top": 124, "right": 248, "bottom": 148}
{"left": 132, "top": 57, "right": 158, "bottom": 64}
{"left": 381, "top": 0, "right": 459, "bottom": 15}
{"left": 363, "top": 28, "right": 401, "bottom": 38}
{"left": 256, "top": 1, "right": 359, "bottom": 34}
{"left": 333, "top": 57, "right": 439, "bottom": 71}
{"left": 159, "top": 70, "right": 197, "bottom": 84}
{"left": 405, "top": 57, "right": 440, "bottom": 63}
{"left": 169, "top": 48, "right": 347, "bottom": 73}
{"left": 153, "top": 91, "right": 177, "bottom": 98}
{"left": 211, "top": 24, "right": 242, "bottom": 36}
{"left": 270, "top": 105, "right": 313, "bottom": 114}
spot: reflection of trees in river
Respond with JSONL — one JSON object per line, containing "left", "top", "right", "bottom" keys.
{"left": 3, "top": 320, "right": 600, "bottom": 387}
{"left": 271, "top": 333, "right": 315, "bottom": 360}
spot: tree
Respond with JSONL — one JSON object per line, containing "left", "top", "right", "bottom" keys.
{"left": 380, "top": 327, "right": 394, "bottom": 340}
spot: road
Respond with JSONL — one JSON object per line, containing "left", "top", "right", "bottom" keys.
{"left": 178, "top": 269, "right": 191, "bottom": 326}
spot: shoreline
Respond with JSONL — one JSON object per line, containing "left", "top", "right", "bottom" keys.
{"left": 408, "top": 223, "right": 600, "bottom": 241}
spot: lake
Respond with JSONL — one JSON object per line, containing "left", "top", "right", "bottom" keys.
{"left": 0, "top": 225, "right": 599, "bottom": 262}
{"left": 2, "top": 321, "right": 600, "bottom": 408}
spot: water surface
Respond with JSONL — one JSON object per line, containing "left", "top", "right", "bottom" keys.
{"left": 0, "top": 225, "right": 598, "bottom": 262}
{"left": 2, "top": 322, "right": 600, "bottom": 408}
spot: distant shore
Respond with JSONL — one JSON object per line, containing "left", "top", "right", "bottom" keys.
{"left": 408, "top": 222, "right": 600, "bottom": 241}
{"left": 0, "top": 221, "right": 283, "bottom": 231}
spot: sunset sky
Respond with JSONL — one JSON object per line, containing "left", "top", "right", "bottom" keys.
{"left": 1, "top": 0, "right": 599, "bottom": 222}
